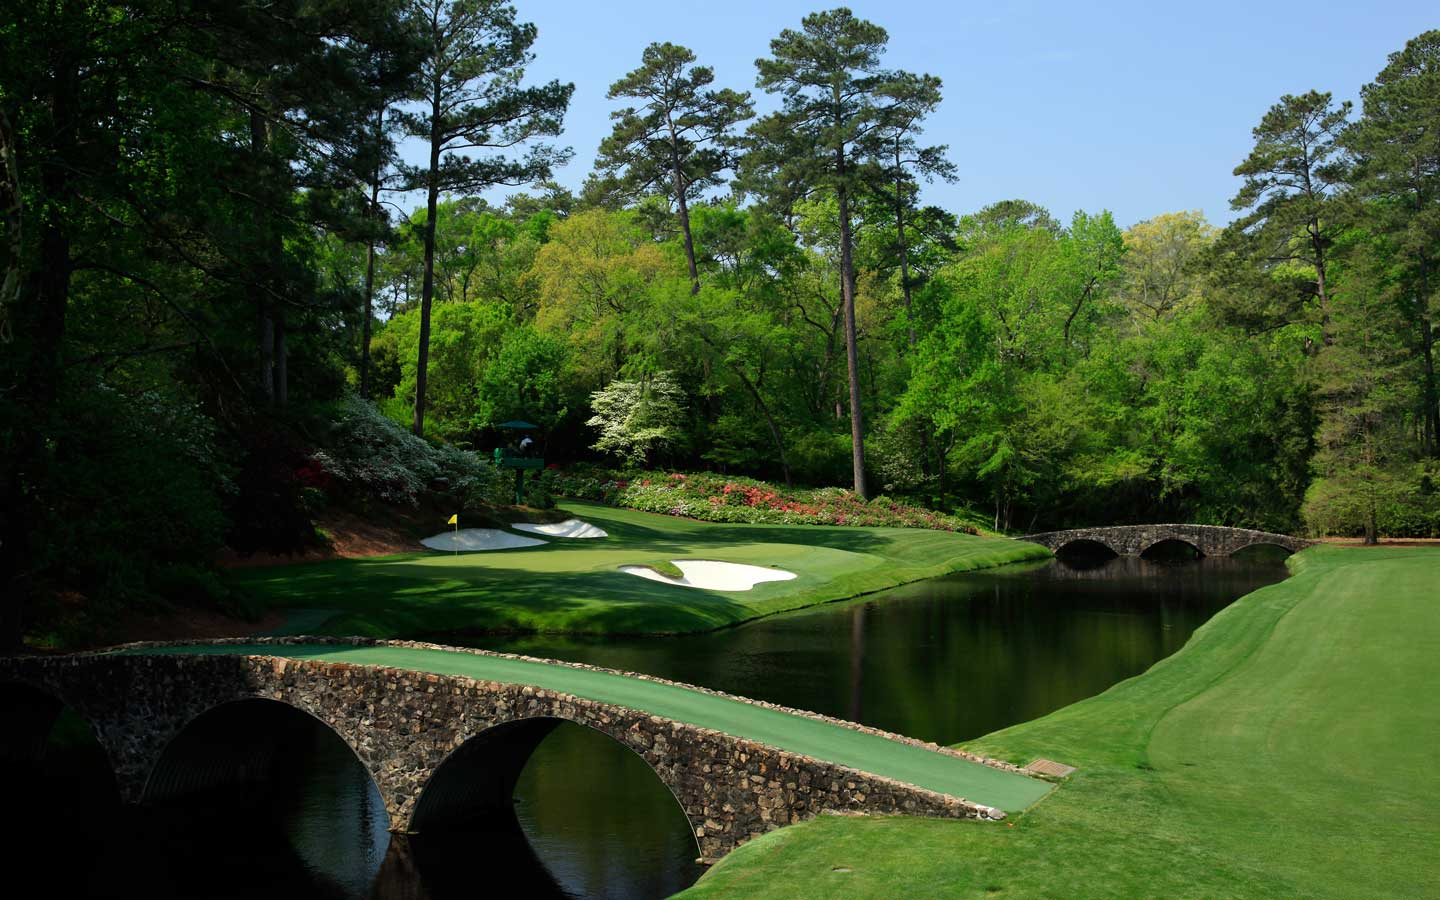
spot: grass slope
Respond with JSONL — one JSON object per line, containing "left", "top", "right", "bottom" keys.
{"left": 680, "top": 546, "right": 1440, "bottom": 899}
{"left": 133, "top": 642, "right": 1051, "bottom": 812}
{"left": 230, "top": 501, "right": 1048, "bottom": 637}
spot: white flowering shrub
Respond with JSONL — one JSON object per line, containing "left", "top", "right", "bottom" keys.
{"left": 312, "top": 396, "right": 501, "bottom": 506}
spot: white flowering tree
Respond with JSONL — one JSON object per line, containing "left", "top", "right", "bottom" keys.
{"left": 586, "top": 374, "right": 687, "bottom": 465}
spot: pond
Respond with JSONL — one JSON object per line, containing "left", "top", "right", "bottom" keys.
{"left": 16, "top": 555, "right": 1287, "bottom": 899}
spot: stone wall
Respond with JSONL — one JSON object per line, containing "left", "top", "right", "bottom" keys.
{"left": 1020, "top": 524, "right": 1311, "bottom": 557}
{"left": 0, "top": 642, "right": 1016, "bottom": 864}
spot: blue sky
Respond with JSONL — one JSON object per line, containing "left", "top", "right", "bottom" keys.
{"left": 397, "top": 1, "right": 1436, "bottom": 228}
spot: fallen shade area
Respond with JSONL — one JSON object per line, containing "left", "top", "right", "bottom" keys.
{"left": 232, "top": 501, "right": 1048, "bottom": 637}
{"left": 128, "top": 642, "right": 1051, "bottom": 814}
{"left": 679, "top": 545, "right": 1440, "bottom": 899}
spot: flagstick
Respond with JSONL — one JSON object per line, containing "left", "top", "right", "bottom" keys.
{"left": 453, "top": 517, "right": 458, "bottom": 556}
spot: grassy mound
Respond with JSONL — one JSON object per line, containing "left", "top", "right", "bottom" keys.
{"left": 680, "top": 545, "right": 1440, "bottom": 898}
{"left": 229, "top": 501, "right": 1047, "bottom": 637}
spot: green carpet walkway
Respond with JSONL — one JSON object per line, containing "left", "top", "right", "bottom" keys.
{"left": 130, "top": 642, "right": 1052, "bottom": 813}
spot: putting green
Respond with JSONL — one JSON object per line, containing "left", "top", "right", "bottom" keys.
{"left": 233, "top": 501, "right": 1049, "bottom": 637}
{"left": 680, "top": 545, "right": 1440, "bottom": 899}
{"left": 130, "top": 642, "right": 1052, "bottom": 813}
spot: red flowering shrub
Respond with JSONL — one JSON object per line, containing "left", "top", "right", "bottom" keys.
{"left": 539, "top": 465, "right": 983, "bottom": 534}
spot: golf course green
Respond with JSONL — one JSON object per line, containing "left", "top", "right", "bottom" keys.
{"left": 231, "top": 501, "right": 1048, "bottom": 636}
{"left": 677, "top": 545, "right": 1440, "bottom": 899}
{"left": 130, "top": 641, "right": 1052, "bottom": 813}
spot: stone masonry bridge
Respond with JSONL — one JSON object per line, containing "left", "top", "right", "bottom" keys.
{"left": 1019, "top": 524, "right": 1313, "bottom": 558}
{"left": 0, "top": 638, "right": 1050, "bottom": 864}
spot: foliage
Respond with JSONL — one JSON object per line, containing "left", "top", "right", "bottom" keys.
{"left": 394, "top": 0, "right": 573, "bottom": 436}
{"left": 27, "top": 381, "right": 233, "bottom": 627}
{"left": 10, "top": 8, "right": 1440, "bottom": 646}
{"left": 586, "top": 374, "right": 688, "bottom": 464}
{"left": 310, "top": 395, "right": 501, "bottom": 507}
{"left": 593, "top": 42, "right": 753, "bottom": 286}
{"left": 1117, "top": 210, "right": 1217, "bottom": 323}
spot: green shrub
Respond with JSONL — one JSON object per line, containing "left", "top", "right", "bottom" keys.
{"left": 34, "top": 381, "right": 232, "bottom": 618}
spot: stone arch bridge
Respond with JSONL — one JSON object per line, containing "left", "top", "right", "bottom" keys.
{"left": 0, "top": 638, "right": 1050, "bottom": 864}
{"left": 1020, "top": 524, "right": 1312, "bottom": 558}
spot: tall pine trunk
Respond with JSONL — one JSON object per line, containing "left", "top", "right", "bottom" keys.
{"left": 895, "top": 140, "right": 915, "bottom": 348}
{"left": 274, "top": 311, "right": 288, "bottom": 407}
{"left": 360, "top": 230, "right": 377, "bottom": 398}
{"left": 837, "top": 174, "right": 867, "bottom": 500}
{"left": 359, "top": 109, "right": 383, "bottom": 399}
{"left": 667, "top": 117, "right": 700, "bottom": 295}
{"left": 251, "top": 111, "right": 276, "bottom": 405}
{"left": 413, "top": 88, "right": 442, "bottom": 437}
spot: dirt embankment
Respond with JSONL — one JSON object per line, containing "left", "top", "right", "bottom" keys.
{"left": 218, "top": 508, "right": 424, "bottom": 569}
{"left": 217, "top": 499, "right": 571, "bottom": 569}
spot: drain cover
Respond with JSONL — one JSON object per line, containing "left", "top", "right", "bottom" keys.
{"left": 1022, "top": 758, "right": 1077, "bottom": 778}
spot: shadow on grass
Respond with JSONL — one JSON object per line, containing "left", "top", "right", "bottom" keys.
{"left": 306, "top": 563, "right": 759, "bottom": 635}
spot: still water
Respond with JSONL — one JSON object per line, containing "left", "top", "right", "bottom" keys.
{"left": 19, "top": 555, "right": 1286, "bottom": 899}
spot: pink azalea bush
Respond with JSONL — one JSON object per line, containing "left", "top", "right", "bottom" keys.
{"left": 540, "top": 465, "right": 981, "bottom": 534}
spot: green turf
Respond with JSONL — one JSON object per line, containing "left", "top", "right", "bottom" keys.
{"left": 230, "top": 501, "right": 1048, "bottom": 637}
{"left": 128, "top": 642, "right": 1052, "bottom": 813}
{"left": 679, "top": 545, "right": 1440, "bottom": 899}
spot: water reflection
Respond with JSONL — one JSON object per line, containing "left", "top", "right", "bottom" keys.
{"left": 402, "top": 723, "right": 702, "bottom": 900}
{"left": 470, "top": 556, "right": 1287, "bottom": 744}
{"left": 5, "top": 555, "right": 1286, "bottom": 898}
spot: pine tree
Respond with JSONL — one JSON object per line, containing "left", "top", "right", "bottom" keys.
{"left": 1344, "top": 30, "right": 1440, "bottom": 457}
{"left": 398, "top": 0, "right": 573, "bottom": 436}
{"left": 747, "top": 8, "right": 913, "bottom": 498}
{"left": 595, "top": 43, "right": 753, "bottom": 294}
{"left": 1228, "top": 91, "right": 1351, "bottom": 348}
{"left": 873, "top": 72, "right": 954, "bottom": 346}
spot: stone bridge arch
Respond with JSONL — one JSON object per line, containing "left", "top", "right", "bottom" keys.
{"left": 139, "top": 695, "right": 392, "bottom": 819}
{"left": 0, "top": 642, "right": 1025, "bottom": 864}
{"left": 410, "top": 715, "right": 701, "bottom": 859}
{"left": 0, "top": 677, "right": 90, "bottom": 766}
{"left": 1020, "top": 524, "right": 1312, "bottom": 558}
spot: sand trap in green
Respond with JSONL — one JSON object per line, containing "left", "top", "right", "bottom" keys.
{"left": 130, "top": 642, "right": 1052, "bottom": 814}
{"left": 420, "top": 528, "right": 547, "bottom": 552}
{"left": 234, "top": 501, "right": 1051, "bottom": 637}
{"left": 619, "top": 560, "right": 798, "bottom": 591}
{"left": 512, "top": 518, "right": 607, "bottom": 539}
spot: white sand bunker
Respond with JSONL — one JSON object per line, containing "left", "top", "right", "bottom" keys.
{"left": 511, "top": 518, "right": 608, "bottom": 539}
{"left": 619, "top": 559, "right": 797, "bottom": 592}
{"left": 421, "top": 528, "right": 548, "bottom": 552}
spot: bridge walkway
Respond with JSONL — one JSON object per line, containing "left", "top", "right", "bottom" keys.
{"left": 128, "top": 643, "right": 1051, "bottom": 813}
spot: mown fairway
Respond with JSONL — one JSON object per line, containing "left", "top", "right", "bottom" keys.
{"left": 230, "top": 501, "right": 1047, "bottom": 636}
{"left": 680, "top": 546, "right": 1440, "bottom": 898}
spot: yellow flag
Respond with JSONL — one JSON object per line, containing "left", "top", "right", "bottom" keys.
{"left": 447, "top": 514, "right": 458, "bottom": 525}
